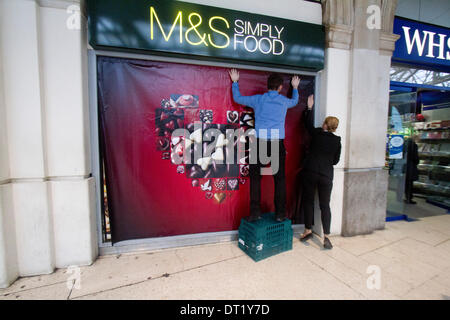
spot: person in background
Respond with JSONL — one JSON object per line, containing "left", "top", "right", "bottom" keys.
{"left": 404, "top": 135, "right": 420, "bottom": 204}
{"left": 229, "top": 69, "right": 300, "bottom": 222}
{"left": 300, "top": 95, "right": 341, "bottom": 249}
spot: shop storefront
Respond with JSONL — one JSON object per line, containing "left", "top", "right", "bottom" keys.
{"left": 386, "top": 17, "right": 450, "bottom": 220}
{"left": 1, "top": 0, "right": 402, "bottom": 288}
{"left": 87, "top": 0, "right": 325, "bottom": 252}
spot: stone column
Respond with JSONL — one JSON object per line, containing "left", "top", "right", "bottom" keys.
{"left": 0, "top": 0, "right": 55, "bottom": 281}
{"left": 0, "top": 0, "right": 97, "bottom": 288}
{"left": 320, "top": 0, "right": 399, "bottom": 236}
{"left": 0, "top": 8, "right": 18, "bottom": 286}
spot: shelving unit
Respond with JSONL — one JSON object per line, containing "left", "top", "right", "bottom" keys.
{"left": 414, "top": 120, "right": 450, "bottom": 209}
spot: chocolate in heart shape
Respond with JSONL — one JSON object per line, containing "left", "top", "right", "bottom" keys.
{"left": 157, "top": 103, "right": 243, "bottom": 203}
{"left": 205, "top": 191, "right": 213, "bottom": 199}
{"left": 157, "top": 137, "right": 170, "bottom": 151}
{"left": 214, "top": 179, "right": 226, "bottom": 190}
{"left": 228, "top": 179, "right": 238, "bottom": 190}
{"left": 227, "top": 111, "right": 239, "bottom": 124}
{"left": 214, "top": 192, "right": 226, "bottom": 204}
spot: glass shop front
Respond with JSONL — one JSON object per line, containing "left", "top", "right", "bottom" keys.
{"left": 87, "top": 0, "right": 325, "bottom": 248}
{"left": 386, "top": 17, "right": 450, "bottom": 221}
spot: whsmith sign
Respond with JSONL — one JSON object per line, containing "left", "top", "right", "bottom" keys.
{"left": 87, "top": 0, "right": 325, "bottom": 70}
{"left": 393, "top": 17, "right": 450, "bottom": 69}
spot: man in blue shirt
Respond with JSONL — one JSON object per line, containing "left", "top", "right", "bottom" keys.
{"left": 229, "top": 69, "right": 300, "bottom": 222}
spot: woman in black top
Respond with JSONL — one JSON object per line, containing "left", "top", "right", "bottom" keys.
{"left": 300, "top": 95, "right": 341, "bottom": 249}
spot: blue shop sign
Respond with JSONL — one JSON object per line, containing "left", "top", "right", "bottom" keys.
{"left": 393, "top": 17, "right": 450, "bottom": 69}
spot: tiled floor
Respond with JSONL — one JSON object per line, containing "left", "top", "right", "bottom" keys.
{"left": 1, "top": 211, "right": 450, "bottom": 300}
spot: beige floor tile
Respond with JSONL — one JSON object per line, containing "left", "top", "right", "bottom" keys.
{"left": 415, "top": 216, "right": 450, "bottom": 236}
{"left": 285, "top": 232, "right": 412, "bottom": 298}
{"left": 69, "top": 249, "right": 183, "bottom": 299}
{"left": 402, "top": 279, "right": 450, "bottom": 300}
{"left": 0, "top": 282, "right": 71, "bottom": 300}
{"left": 388, "top": 238, "right": 450, "bottom": 271}
{"left": 435, "top": 239, "right": 450, "bottom": 251}
{"left": 0, "top": 268, "right": 68, "bottom": 296}
{"left": 69, "top": 242, "right": 244, "bottom": 299}
{"left": 323, "top": 246, "right": 371, "bottom": 275}
{"left": 393, "top": 223, "right": 450, "bottom": 246}
{"left": 432, "top": 267, "right": 450, "bottom": 289}
{"left": 330, "top": 234, "right": 393, "bottom": 257}
{"left": 174, "top": 242, "right": 241, "bottom": 270}
{"left": 408, "top": 229, "right": 450, "bottom": 247}
{"left": 74, "top": 250, "right": 363, "bottom": 300}
{"left": 299, "top": 244, "right": 405, "bottom": 299}
{"left": 3, "top": 212, "right": 449, "bottom": 300}
{"left": 360, "top": 248, "right": 440, "bottom": 287}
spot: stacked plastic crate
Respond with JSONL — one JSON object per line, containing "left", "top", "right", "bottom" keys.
{"left": 238, "top": 213, "right": 293, "bottom": 262}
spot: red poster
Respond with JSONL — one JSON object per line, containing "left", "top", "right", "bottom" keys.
{"left": 98, "top": 56, "right": 314, "bottom": 242}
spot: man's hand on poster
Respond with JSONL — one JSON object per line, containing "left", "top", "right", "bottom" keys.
{"left": 229, "top": 69, "right": 240, "bottom": 82}
{"left": 291, "top": 75, "right": 300, "bottom": 89}
{"left": 307, "top": 94, "right": 314, "bottom": 110}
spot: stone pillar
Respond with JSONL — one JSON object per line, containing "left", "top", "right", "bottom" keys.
{"left": 0, "top": 0, "right": 55, "bottom": 281}
{"left": 0, "top": 0, "right": 97, "bottom": 288}
{"left": 320, "top": 0, "right": 399, "bottom": 236}
{"left": 0, "top": 9, "right": 18, "bottom": 286}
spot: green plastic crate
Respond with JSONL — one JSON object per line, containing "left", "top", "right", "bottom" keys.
{"left": 238, "top": 213, "right": 293, "bottom": 262}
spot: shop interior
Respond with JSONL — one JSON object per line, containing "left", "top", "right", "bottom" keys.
{"left": 387, "top": 64, "right": 450, "bottom": 220}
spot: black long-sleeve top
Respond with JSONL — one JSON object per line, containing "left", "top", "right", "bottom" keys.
{"left": 303, "top": 109, "right": 342, "bottom": 180}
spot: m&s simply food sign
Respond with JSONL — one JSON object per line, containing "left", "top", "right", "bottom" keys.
{"left": 88, "top": 0, "right": 325, "bottom": 70}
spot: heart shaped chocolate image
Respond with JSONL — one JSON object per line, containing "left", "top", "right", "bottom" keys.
{"left": 177, "top": 94, "right": 194, "bottom": 106}
{"left": 227, "top": 111, "right": 239, "bottom": 124}
{"left": 213, "top": 192, "right": 226, "bottom": 204}
{"left": 161, "top": 99, "right": 171, "bottom": 109}
{"left": 239, "top": 111, "right": 255, "bottom": 128}
{"left": 156, "top": 137, "right": 170, "bottom": 151}
{"left": 205, "top": 191, "right": 213, "bottom": 199}
{"left": 214, "top": 179, "right": 226, "bottom": 190}
{"left": 240, "top": 165, "right": 250, "bottom": 177}
{"left": 176, "top": 165, "right": 185, "bottom": 174}
{"left": 156, "top": 100, "right": 242, "bottom": 205}
{"left": 199, "top": 110, "right": 213, "bottom": 123}
{"left": 227, "top": 178, "right": 238, "bottom": 190}
{"left": 165, "top": 120, "right": 175, "bottom": 131}
{"left": 162, "top": 152, "right": 170, "bottom": 160}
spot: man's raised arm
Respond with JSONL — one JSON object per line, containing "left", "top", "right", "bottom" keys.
{"left": 229, "top": 69, "right": 259, "bottom": 108}
{"left": 286, "top": 76, "right": 300, "bottom": 108}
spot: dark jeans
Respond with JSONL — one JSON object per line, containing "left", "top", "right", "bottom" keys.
{"left": 405, "top": 177, "right": 414, "bottom": 202}
{"left": 249, "top": 139, "right": 286, "bottom": 219}
{"left": 302, "top": 171, "right": 332, "bottom": 235}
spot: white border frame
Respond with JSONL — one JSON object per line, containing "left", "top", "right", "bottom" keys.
{"left": 88, "top": 49, "right": 319, "bottom": 255}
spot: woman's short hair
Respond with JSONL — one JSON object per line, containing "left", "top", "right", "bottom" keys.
{"left": 323, "top": 116, "right": 339, "bottom": 132}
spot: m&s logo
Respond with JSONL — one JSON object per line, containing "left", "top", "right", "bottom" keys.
{"left": 150, "top": 6, "right": 286, "bottom": 55}
{"left": 150, "top": 7, "right": 230, "bottom": 48}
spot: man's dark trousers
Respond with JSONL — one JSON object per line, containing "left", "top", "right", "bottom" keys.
{"left": 249, "top": 138, "right": 286, "bottom": 219}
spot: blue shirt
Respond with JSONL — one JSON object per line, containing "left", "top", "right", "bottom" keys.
{"left": 232, "top": 82, "right": 299, "bottom": 139}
